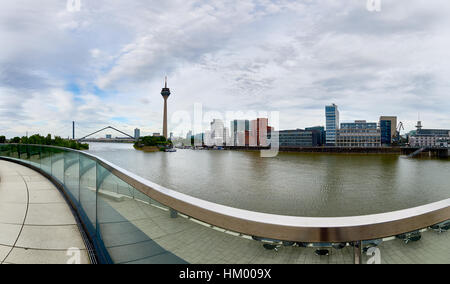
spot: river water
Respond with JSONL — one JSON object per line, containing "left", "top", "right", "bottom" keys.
{"left": 87, "top": 142, "right": 450, "bottom": 217}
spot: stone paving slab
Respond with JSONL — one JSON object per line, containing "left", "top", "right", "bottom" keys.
{"left": 16, "top": 225, "right": 86, "bottom": 250}
{"left": 5, "top": 247, "right": 90, "bottom": 264}
{"left": 0, "top": 223, "right": 22, "bottom": 246}
{"left": 0, "top": 203, "right": 27, "bottom": 224}
{"left": 25, "top": 203, "right": 78, "bottom": 226}
{"left": 0, "top": 245, "right": 10, "bottom": 261}
{"left": 28, "top": 189, "right": 67, "bottom": 204}
{"left": 0, "top": 160, "right": 89, "bottom": 264}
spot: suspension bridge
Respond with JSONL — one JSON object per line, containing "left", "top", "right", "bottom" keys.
{"left": 55, "top": 122, "right": 138, "bottom": 143}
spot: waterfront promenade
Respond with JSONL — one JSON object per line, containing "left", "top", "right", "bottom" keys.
{"left": 0, "top": 155, "right": 448, "bottom": 264}
{"left": 0, "top": 160, "right": 89, "bottom": 264}
{"left": 96, "top": 170, "right": 450, "bottom": 264}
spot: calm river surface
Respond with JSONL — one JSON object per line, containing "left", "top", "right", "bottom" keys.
{"left": 87, "top": 143, "right": 450, "bottom": 217}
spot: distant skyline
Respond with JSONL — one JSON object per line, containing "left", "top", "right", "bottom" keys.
{"left": 1, "top": 0, "right": 450, "bottom": 138}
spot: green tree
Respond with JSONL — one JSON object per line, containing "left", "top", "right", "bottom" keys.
{"left": 0, "top": 136, "right": 5, "bottom": 144}
{"left": 45, "top": 134, "right": 52, "bottom": 145}
{"left": 135, "top": 136, "right": 172, "bottom": 147}
{"left": 6, "top": 134, "right": 88, "bottom": 150}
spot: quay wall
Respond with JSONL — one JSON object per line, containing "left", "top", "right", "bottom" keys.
{"left": 221, "top": 146, "right": 449, "bottom": 156}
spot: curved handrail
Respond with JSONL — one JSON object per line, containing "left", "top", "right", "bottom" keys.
{"left": 1, "top": 144, "right": 449, "bottom": 243}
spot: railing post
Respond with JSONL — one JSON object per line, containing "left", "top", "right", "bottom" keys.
{"left": 354, "top": 241, "right": 362, "bottom": 264}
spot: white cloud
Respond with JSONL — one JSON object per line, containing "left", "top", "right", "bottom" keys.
{"left": 0, "top": 0, "right": 450, "bottom": 138}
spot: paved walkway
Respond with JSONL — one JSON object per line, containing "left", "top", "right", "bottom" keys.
{"left": 0, "top": 160, "right": 89, "bottom": 264}
{"left": 96, "top": 171, "right": 450, "bottom": 264}
{"left": 105, "top": 197, "right": 449, "bottom": 264}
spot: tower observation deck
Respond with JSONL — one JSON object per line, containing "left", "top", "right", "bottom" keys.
{"left": 161, "top": 77, "right": 171, "bottom": 139}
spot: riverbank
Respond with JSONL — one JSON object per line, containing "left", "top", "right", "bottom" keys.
{"left": 222, "top": 146, "right": 449, "bottom": 157}
{"left": 133, "top": 145, "right": 161, "bottom": 152}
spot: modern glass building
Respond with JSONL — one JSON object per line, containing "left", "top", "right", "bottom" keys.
{"left": 210, "top": 119, "right": 225, "bottom": 146}
{"left": 380, "top": 116, "right": 397, "bottom": 145}
{"left": 134, "top": 128, "right": 141, "bottom": 140}
{"left": 279, "top": 129, "right": 321, "bottom": 147}
{"left": 325, "top": 104, "right": 339, "bottom": 146}
{"left": 230, "top": 120, "right": 249, "bottom": 146}
{"left": 306, "top": 126, "right": 326, "bottom": 146}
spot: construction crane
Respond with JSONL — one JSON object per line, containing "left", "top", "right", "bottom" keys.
{"left": 394, "top": 122, "right": 405, "bottom": 144}
{"left": 397, "top": 121, "right": 405, "bottom": 134}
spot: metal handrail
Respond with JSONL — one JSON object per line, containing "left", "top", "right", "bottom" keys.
{"left": 1, "top": 144, "right": 449, "bottom": 243}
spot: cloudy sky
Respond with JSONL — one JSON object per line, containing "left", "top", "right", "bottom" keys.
{"left": 1, "top": 0, "right": 450, "bottom": 138}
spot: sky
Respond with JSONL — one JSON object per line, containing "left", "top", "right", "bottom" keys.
{"left": 1, "top": 0, "right": 450, "bottom": 138}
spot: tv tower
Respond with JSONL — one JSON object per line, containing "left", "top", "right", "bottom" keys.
{"left": 161, "top": 76, "right": 171, "bottom": 139}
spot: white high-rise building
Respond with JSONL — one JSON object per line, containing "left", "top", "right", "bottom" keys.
{"left": 210, "top": 119, "right": 224, "bottom": 146}
{"left": 134, "top": 128, "right": 141, "bottom": 140}
{"left": 325, "top": 104, "right": 339, "bottom": 146}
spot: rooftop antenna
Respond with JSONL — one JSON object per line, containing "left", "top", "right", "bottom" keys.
{"left": 416, "top": 113, "right": 422, "bottom": 131}
{"left": 165, "top": 76, "right": 167, "bottom": 88}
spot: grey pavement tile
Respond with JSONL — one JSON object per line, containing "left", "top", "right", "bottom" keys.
{"left": 15, "top": 225, "right": 85, "bottom": 250}
{"left": 0, "top": 223, "right": 22, "bottom": 246}
{"left": 25, "top": 203, "right": 77, "bottom": 225}
{"left": 4, "top": 247, "right": 90, "bottom": 264}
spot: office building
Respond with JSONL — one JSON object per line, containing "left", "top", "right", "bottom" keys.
{"left": 325, "top": 104, "right": 339, "bottom": 146}
{"left": 186, "top": 130, "right": 193, "bottom": 140}
{"left": 279, "top": 129, "right": 321, "bottom": 147}
{"left": 134, "top": 128, "right": 141, "bottom": 140}
{"left": 194, "top": 133, "right": 204, "bottom": 146}
{"left": 223, "top": 127, "right": 230, "bottom": 146}
{"left": 380, "top": 116, "right": 397, "bottom": 145}
{"left": 249, "top": 118, "right": 269, "bottom": 147}
{"left": 230, "top": 120, "right": 249, "bottom": 146}
{"left": 184, "top": 130, "right": 193, "bottom": 146}
{"left": 409, "top": 125, "right": 450, "bottom": 147}
{"left": 305, "top": 126, "right": 326, "bottom": 146}
{"left": 437, "top": 137, "right": 449, "bottom": 148}
{"left": 337, "top": 120, "right": 381, "bottom": 147}
{"left": 210, "top": 119, "right": 225, "bottom": 146}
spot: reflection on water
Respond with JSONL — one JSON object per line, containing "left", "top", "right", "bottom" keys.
{"left": 87, "top": 143, "right": 450, "bottom": 217}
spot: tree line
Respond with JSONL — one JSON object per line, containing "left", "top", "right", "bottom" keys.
{"left": 134, "top": 136, "right": 172, "bottom": 147}
{"left": 0, "top": 134, "right": 89, "bottom": 150}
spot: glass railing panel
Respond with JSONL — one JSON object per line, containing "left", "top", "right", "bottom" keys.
{"left": 96, "top": 163, "right": 164, "bottom": 264}
{"left": 99, "top": 171, "right": 134, "bottom": 199}
{"left": 51, "top": 147, "right": 64, "bottom": 183}
{"left": 79, "top": 153, "right": 97, "bottom": 230}
{"left": 0, "top": 144, "right": 10, "bottom": 157}
{"left": 19, "top": 144, "right": 29, "bottom": 164}
{"left": 64, "top": 150, "right": 80, "bottom": 203}
{"left": 9, "top": 144, "right": 19, "bottom": 159}
{"left": 28, "top": 145, "right": 41, "bottom": 169}
{"left": 40, "top": 146, "right": 52, "bottom": 175}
